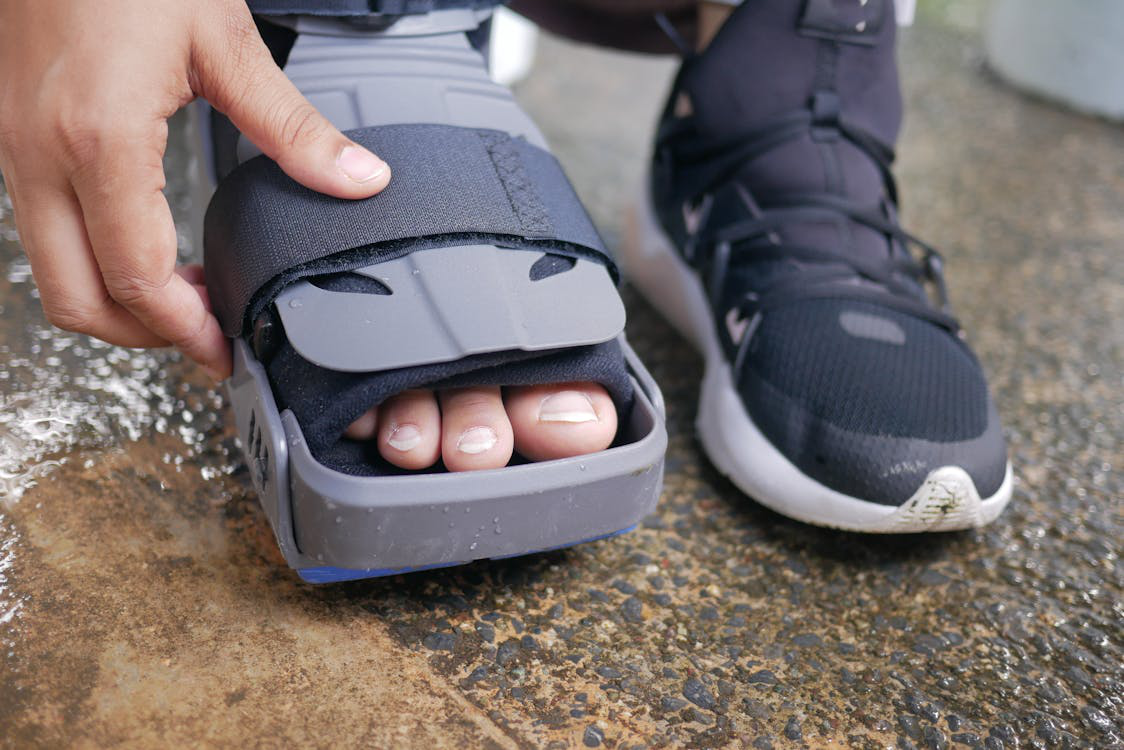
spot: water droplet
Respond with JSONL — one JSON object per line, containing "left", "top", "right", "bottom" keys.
{"left": 493, "top": 517, "right": 499, "bottom": 524}
{"left": 443, "top": 506, "right": 450, "bottom": 514}
{"left": 469, "top": 542, "right": 478, "bottom": 551}
{"left": 335, "top": 515, "right": 342, "bottom": 524}
{"left": 288, "top": 298, "right": 303, "bottom": 309}
{"left": 494, "top": 527, "right": 502, "bottom": 535}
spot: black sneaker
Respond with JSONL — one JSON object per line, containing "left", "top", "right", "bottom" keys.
{"left": 622, "top": 0, "right": 1011, "bottom": 532}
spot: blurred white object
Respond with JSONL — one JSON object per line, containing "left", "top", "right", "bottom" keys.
{"left": 895, "top": 0, "right": 915, "bottom": 26}
{"left": 489, "top": 7, "right": 539, "bottom": 86}
{"left": 986, "top": 0, "right": 1124, "bottom": 121}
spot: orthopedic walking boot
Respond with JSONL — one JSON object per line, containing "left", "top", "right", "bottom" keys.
{"left": 199, "top": 8, "right": 667, "bottom": 581}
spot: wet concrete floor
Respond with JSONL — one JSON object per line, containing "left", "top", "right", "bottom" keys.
{"left": 1, "top": 6, "right": 1121, "bottom": 749}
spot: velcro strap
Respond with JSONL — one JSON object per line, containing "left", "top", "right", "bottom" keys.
{"left": 204, "top": 124, "right": 612, "bottom": 337}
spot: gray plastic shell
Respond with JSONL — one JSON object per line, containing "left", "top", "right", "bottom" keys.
{"left": 229, "top": 337, "right": 666, "bottom": 572}
{"left": 236, "top": 24, "right": 548, "bottom": 161}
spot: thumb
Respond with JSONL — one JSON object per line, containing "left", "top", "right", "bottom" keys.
{"left": 192, "top": 13, "right": 390, "bottom": 199}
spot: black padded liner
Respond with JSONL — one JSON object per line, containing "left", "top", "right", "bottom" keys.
{"left": 204, "top": 124, "right": 614, "bottom": 337}
{"left": 268, "top": 338, "right": 635, "bottom": 476}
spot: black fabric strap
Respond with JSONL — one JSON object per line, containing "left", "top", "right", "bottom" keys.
{"left": 204, "top": 124, "right": 612, "bottom": 337}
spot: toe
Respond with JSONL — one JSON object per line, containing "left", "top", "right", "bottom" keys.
{"left": 376, "top": 390, "right": 441, "bottom": 470}
{"left": 504, "top": 383, "right": 617, "bottom": 462}
{"left": 439, "top": 386, "right": 514, "bottom": 471}
{"left": 345, "top": 406, "right": 378, "bottom": 440}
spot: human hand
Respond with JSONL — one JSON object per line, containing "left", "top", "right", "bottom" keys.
{"left": 0, "top": 0, "right": 392, "bottom": 378}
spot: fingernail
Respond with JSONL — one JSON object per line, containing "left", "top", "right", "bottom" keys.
{"left": 387, "top": 423, "right": 422, "bottom": 452}
{"left": 457, "top": 426, "right": 498, "bottom": 455}
{"left": 538, "top": 391, "right": 598, "bottom": 424}
{"left": 337, "top": 145, "right": 387, "bottom": 183}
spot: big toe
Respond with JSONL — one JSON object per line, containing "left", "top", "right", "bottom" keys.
{"left": 439, "top": 386, "right": 515, "bottom": 472}
{"left": 505, "top": 383, "right": 617, "bottom": 462}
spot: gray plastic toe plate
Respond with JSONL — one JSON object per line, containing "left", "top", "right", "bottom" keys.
{"left": 278, "top": 244, "right": 625, "bottom": 372}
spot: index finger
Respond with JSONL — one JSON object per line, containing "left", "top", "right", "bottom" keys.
{"left": 68, "top": 127, "right": 230, "bottom": 377}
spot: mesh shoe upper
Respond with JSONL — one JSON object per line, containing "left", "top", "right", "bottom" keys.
{"left": 651, "top": 0, "right": 1008, "bottom": 505}
{"left": 739, "top": 300, "right": 1007, "bottom": 504}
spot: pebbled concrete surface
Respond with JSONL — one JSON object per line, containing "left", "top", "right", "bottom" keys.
{"left": 1, "top": 6, "right": 1121, "bottom": 749}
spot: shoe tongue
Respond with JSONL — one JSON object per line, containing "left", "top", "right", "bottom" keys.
{"left": 679, "top": 0, "right": 905, "bottom": 272}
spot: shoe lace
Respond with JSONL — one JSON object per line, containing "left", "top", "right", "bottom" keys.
{"left": 656, "top": 87, "right": 960, "bottom": 372}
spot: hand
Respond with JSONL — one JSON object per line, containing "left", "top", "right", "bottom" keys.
{"left": 0, "top": 0, "right": 391, "bottom": 378}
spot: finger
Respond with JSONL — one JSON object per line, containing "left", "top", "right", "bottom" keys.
{"left": 376, "top": 390, "right": 441, "bottom": 470}
{"left": 191, "top": 10, "right": 390, "bottom": 200}
{"left": 191, "top": 284, "right": 212, "bottom": 313}
{"left": 438, "top": 386, "right": 514, "bottom": 472}
{"left": 176, "top": 263, "right": 206, "bottom": 286}
{"left": 177, "top": 265, "right": 213, "bottom": 313}
{"left": 11, "top": 177, "right": 167, "bottom": 348}
{"left": 68, "top": 130, "right": 231, "bottom": 377}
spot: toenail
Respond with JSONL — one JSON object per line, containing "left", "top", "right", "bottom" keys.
{"left": 457, "top": 426, "right": 498, "bottom": 455}
{"left": 387, "top": 423, "right": 422, "bottom": 452}
{"left": 538, "top": 391, "right": 598, "bottom": 424}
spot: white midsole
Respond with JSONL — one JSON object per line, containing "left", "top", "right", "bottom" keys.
{"left": 620, "top": 187, "right": 1013, "bottom": 532}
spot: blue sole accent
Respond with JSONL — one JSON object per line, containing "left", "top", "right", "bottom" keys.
{"left": 296, "top": 523, "right": 639, "bottom": 584}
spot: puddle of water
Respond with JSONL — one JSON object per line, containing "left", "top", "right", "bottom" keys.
{"left": 0, "top": 113, "right": 239, "bottom": 654}
{"left": 0, "top": 112, "right": 231, "bottom": 506}
{"left": 0, "top": 518, "right": 19, "bottom": 626}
